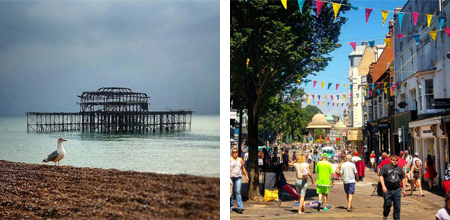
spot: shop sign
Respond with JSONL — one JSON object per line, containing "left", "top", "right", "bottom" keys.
{"left": 433, "top": 99, "right": 450, "bottom": 109}
{"left": 378, "top": 122, "right": 390, "bottom": 130}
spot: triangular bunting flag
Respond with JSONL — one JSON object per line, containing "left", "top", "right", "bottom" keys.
{"left": 384, "top": 88, "right": 388, "bottom": 94}
{"left": 351, "top": 103, "right": 354, "bottom": 106}
{"left": 327, "top": 83, "right": 332, "bottom": 90}
{"left": 365, "top": 8, "right": 373, "bottom": 24}
{"left": 402, "top": 82, "right": 405, "bottom": 88}
{"left": 383, "top": 82, "right": 387, "bottom": 88}
{"left": 358, "top": 85, "right": 361, "bottom": 90}
{"left": 322, "top": 102, "right": 325, "bottom": 106}
{"left": 377, "top": 90, "right": 381, "bottom": 95}
{"left": 371, "top": 84, "right": 375, "bottom": 91}
{"left": 332, "top": 103, "right": 335, "bottom": 107}
{"left": 430, "top": 31, "right": 437, "bottom": 41}
{"left": 308, "top": 99, "right": 310, "bottom": 104}
{"left": 412, "top": 12, "right": 419, "bottom": 25}
{"left": 389, "top": 83, "right": 392, "bottom": 87}
{"left": 318, "top": 101, "right": 320, "bottom": 105}
{"left": 350, "top": 94, "right": 353, "bottom": 99}
{"left": 363, "top": 92, "right": 366, "bottom": 97}
{"left": 440, "top": 17, "right": 445, "bottom": 30}
{"left": 445, "top": 28, "right": 450, "bottom": 37}
{"left": 364, "top": 85, "right": 368, "bottom": 91}
{"left": 298, "top": 0, "right": 305, "bottom": 13}
{"left": 341, "top": 103, "right": 344, "bottom": 107}
{"left": 356, "top": 93, "right": 359, "bottom": 99}
{"left": 350, "top": 84, "right": 353, "bottom": 90}
{"left": 316, "top": 0, "right": 324, "bottom": 18}
{"left": 377, "top": 82, "right": 381, "bottom": 86}
{"left": 413, "top": 34, "right": 420, "bottom": 45}
{"left": 427, "top": 14, "right": 433, "bottom": 28}
{"left": 344, "top": 84, "right": 347, "bottom": 87}
{"left": 398, "top": 13, "right": 404, "bottom": 28}
{"left": 246, "top": 58, "right": 250, "bottom": 66}
{"left": 382, "top": 10, "right": 389, "bottom": 26}
{"left": 350, "top": 42, "right": 356, "bottom": 51}
{"left": 327, "top": 102, "right": 330, "bottom": 106}
{"left": 313, "top": 101, "right": 315, "bottom": 104}
{"left": 318, "top": 95, "right": 321, "bottom": 100}
{"left": 332, "top": 3, "right": 341, "bottom": 20}
{"left": 281, "top": 72, "right": 285, "bottom": 75}
{"left": 369, "top": 91, "right": 373, "bottom": 96}
{"left": 337, "top": 95, "right": 339, "bottom": 100}
{"left": 336, "top": 84, "right": 340, "bottom": 90}
{"left": 343, "top": 95, "right": 346, "bottom": 100}
{"left": 368, "top": 40, "right": 375, "bottom": 50}
{"left": 366, "top": 101, "right": 368, "bottom": 106}
{"left": 331, "top": 95, "right": 334, "bottom": 100}
{"left": 346, "top": 103, "right": 349, "bottom": 107}
{"left": 281, "top": 0, "right": 287, "bottom": 9}
{"left": 313, "top": 80, "right": 318, "bottom": 88}
{"left": 325, "top": 95, "right": 328, "bottom": 98}
{"left": 384, "top": 38, "right": 390, "bottom": 48}
{"left": 397, "top": 34, "right": 404, "bottom": 39}
{"left": 321, "top": 82, "right": 325, "bottom": 89}
{"left": 312, "top": 95, "right": 315, "bottom": 100}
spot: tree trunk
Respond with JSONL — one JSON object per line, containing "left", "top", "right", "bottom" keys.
{"left": 247, "top": 99, "right": 262, "bottom": 201}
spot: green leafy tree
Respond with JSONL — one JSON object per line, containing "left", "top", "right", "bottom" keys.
{"left": 231, "top": 0, "right": 350, "bottom": 200}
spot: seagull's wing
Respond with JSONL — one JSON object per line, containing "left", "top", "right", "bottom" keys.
{"left": 43, "top": 150, "right": 58, "bottom": 162}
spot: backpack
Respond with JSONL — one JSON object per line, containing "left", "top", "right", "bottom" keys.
{"left": 384, "top": 167, "right": 401, "bottom": 189}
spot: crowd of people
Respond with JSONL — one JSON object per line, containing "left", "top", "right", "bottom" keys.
{"left": 231, "top": 144, "right": 450, "bottom": 219}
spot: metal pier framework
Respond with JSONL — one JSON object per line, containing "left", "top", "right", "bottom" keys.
{"left": 26, "top": 87, "right": 193, "bottom": 133}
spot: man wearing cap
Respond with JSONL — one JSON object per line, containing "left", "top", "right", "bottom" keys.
{"left": 315, "top": 153, "right": 334, "bottom": 211}
{"left": 339, "top": 155, "right": 359, "bottom": 212}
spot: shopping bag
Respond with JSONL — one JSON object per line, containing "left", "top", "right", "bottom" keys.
{"left": 264, "top": 189, "right": 279, "bottom": 202}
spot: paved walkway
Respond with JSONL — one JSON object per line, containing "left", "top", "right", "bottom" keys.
{"left": 231, "top": 167, "right": 446, "bottom": 219}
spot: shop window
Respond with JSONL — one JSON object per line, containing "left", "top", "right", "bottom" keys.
{"left": 418, "top": 81, "right": 423, "bottom": 112}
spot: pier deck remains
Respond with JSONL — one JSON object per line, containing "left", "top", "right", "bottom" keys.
{"left": 26, "top": 87, "right": 193, "bottom": 133}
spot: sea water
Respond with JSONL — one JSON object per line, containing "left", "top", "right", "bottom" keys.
{"left": 0, "top": 115, "right": 219, "bottom": 177}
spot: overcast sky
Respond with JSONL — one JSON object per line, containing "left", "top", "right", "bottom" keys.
{"left": 0, "top": 0, "right": 219, "bottom": 116}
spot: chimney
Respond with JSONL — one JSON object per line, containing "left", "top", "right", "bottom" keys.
{"left": 387, "top": 19, "right": 394, "bottom": 38}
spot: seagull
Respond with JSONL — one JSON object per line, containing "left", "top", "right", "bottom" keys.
{"left": 42, "top": 137, "right": 67, "bottom": 166}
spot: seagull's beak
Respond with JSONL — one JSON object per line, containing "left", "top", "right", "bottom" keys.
{"left": 63, "top": 139, "right": 67, "bottom": 142}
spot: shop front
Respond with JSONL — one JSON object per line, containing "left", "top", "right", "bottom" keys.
{"left": 410, "top": 117, "right": 447, "bottom": 188}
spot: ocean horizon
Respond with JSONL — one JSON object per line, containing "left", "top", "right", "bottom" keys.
{"left": 0, "top": 115, "right": 219, "bottom": 177}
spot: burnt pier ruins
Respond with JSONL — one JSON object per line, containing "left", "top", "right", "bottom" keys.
{"left": 26, "top": 87, "right": 193, "bottom": 133}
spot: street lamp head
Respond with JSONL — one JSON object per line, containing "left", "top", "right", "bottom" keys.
{"left": 447, "top": 52, "right": 450, "bottom": 59}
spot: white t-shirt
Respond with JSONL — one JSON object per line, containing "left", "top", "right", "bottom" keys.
{"left": 436, "top": 207, "right": 450, "bottom": 220}
{"left": 244, "top": 152, "right": 249, "bottom": 162}
{"left": 341, "top": 161, "right": 358, "bottom": 184}
{"left": 294, "top": 162, "right": 309, "bottom": 179}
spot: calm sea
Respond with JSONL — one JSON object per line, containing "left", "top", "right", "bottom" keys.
{"left": 0, "top": 115, "right": 219, "bottom": 177}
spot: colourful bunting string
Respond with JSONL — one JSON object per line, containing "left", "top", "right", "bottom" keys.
{"left": 430, "top": 31, "right": 437, "bottom": 41}
{"left": 384, "top": 38, "right": 390, "bottom": 48}
{"left": 350, "top": 42, "right": 356, "bottom": 51}
{"left": 446, "top": 28, "right": 450, "bottom": 37}
{"left": 368, "top": 40, "right": 375, "bottom": 50}
{"left": 281, "top": 0, "right": 287, "bottom": 9}
{"left": 365, "top": 8, "right": 373, "bottom": 24}
{"left": 412, "top": 12, "right": 419, "bottom": 25}
{"left": 332, "top": 3, "right": 341, "bottom": 20}
{"left": 440, "top": 17, "right": 445, "bottom": 30}
{"left": 316, "top": 0, "right": 324, "bottom": 18}
{"left": 427, "top": 14, "right": 432, "bottom": 28}
{"left": 298, "top": 0, "right": 305, "bottom": 13}
{"left": 398, "top": 13, "right": 404, "bottom": 28}
{"left": 413, "top": 34, "right": 420, "bottom": 45}
{"left": 382, "top": 10, "right": 389, "bottom": 26}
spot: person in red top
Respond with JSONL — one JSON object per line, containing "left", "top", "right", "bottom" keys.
{"left": 370, "top": 151, "right": 376, "bottom": 171}
{"left": 425, "top": 154, "right": 436, "bottom": 191}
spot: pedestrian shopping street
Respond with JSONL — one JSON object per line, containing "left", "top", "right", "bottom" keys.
{"left": 231, "top": 167, "right": 445, "bottom": 219}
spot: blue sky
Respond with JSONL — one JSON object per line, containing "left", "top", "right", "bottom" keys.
{"left": 300, "top": 0, "right": 408, "bottom": 117}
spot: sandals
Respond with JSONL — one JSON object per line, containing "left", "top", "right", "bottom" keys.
{"left": 298, "top": 212, "right": 305, "bottom": 215}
